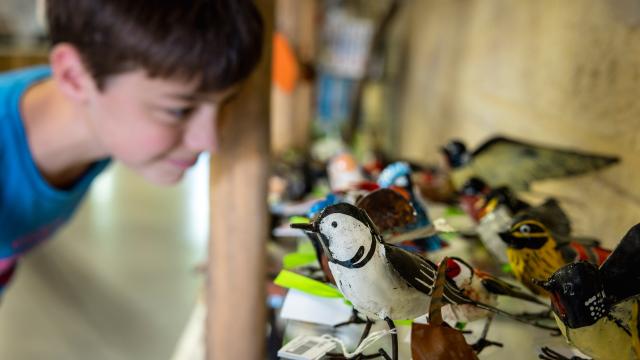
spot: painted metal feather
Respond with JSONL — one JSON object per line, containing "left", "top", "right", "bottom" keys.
{"left": 450, "top": 136, "right": 620, "bottom": 191}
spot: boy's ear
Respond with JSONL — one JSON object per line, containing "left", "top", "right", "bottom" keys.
{"left": 49, "top": 43, "right": 98, "bottom": 103}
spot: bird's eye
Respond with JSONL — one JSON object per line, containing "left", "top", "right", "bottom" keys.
{"left": 519, "top": 225, "right": 531, "bottom": 234}
{"left": 331, "top": 221, "right": 338, "bottom": 228}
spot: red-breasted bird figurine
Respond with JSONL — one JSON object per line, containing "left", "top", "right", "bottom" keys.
{"left": 441, "top": 257, "right": 546, "bottom": 351}
{"left": 498, "top": 199, "right": 610, "bottom": 296}
{"left": 458, "top": 177, "right": 532, "bottom": 264}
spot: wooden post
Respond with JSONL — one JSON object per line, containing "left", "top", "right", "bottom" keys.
{"left": 207, "top": 0, "right": 273, "bottom": 359}
{"left": 270, "top": 0, "right": 317, "bottom": 154}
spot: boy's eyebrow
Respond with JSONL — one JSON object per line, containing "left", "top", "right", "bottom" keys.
{"left": 165, "top": 88, "right": 239, "bottom": 104}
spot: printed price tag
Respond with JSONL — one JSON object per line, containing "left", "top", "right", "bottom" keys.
{"left": 278, "top": 335, "right": 336, "bottom": 360}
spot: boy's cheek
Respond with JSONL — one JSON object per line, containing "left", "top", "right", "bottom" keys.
{"left": 108, "top": 133, "right": 174, "bottom": 163}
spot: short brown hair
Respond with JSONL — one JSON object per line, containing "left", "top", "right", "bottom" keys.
{"left": 46, "top": 0, "right": 264, "bottom": 92}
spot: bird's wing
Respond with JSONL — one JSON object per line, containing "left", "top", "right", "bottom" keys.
{"left": 384, "top": 244, "right": 474, "bottom": 306}
{"left": 385, "top": 224, "right": 438, "bottom": 244}
{"left": 356, "top": 188, "right": 417, "bottom": 233}
{"left": 451, "top": 136, "right": 619, "bottom": 191}
{"left": 385, "top": 245, "right": 552, "bottom": 327}
{"left": 480, "top": 276, "right": 545, "bottom": 305}
{"left": 446, "top": 256, "right": 546, "bottom": 305}
{"left": 600, "top": 223, "right": 640, "bottom": 304}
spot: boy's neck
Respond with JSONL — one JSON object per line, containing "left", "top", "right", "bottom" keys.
{"left": 21, "top": 79, "right": 108, "bottom": 189}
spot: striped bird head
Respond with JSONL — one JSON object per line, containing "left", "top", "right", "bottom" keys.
{"left": 443, "top": 257, "right": 473, "bottom": 288}
{"left": 499, "top": 219, "right": 555, "bottom": 250}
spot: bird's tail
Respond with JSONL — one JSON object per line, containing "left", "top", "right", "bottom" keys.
{"left": 480, "top": 277, "right": 547, "bottom": 306}
{"left": 440, "top": 265, "right": 557, "bottom": 331}
{"left": 473, "top": 301, "right": 558, "bottom": 331}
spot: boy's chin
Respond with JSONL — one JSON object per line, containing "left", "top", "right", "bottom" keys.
{"left": 139, "top": 168, "right": 185, "bottom": 186}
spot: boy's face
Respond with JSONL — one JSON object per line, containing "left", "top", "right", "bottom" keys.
{"left": 85, "top": 70, "right": 236, "bottom": 185}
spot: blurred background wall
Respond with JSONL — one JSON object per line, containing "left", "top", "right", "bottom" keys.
{"left": 394, "top": 0, "right": 640, "bottom": 246}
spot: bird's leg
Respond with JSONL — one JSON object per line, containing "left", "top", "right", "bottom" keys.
{"left": 334, "top": 309, "right": 368, "bottom": 328}
{"left": 357, "top": 320, "right": 374, "bottom": 347}
{"left": 470, "top": 314, "right": 503, "bottom": 353}
{"left": 384, "top": 317, "right": 398, "bottom": 360}
{"left": 538, "top": 346, "right": 590, "bottom": 360}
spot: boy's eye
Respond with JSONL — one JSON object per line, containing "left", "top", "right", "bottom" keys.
{"left": 165, "top": 107, "right": 195, "bottom": 119}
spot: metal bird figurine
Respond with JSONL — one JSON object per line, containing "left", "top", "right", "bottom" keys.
{"left": 459, "top": 177, "right": 531, "bottom": 264}
{"left": 302, "top": 188, "right": 423, "bottom": 285}
{"left": 355, "top": 188, "right": 418, "bottom": 236}
{"left": 442, "top": 257, "right": 546, "bottom": 351}
{"left": 458, "top": 177, "right": 493, "bottom": 222}
{"left": 441, "top": 136, "right": 620, "bottom": 191}
{"left": 327, "top": 152, "right": 367, "bottom": 192}
{"left": 377, "top": 162, "right": 445, "bottom": 251}
{"left": 536, "top": 223, "right": 640, "bottom": 360}
{"left": 443, "top": 257, "right": 545, "bottom": 321}
{"left": 292, "top": 203, "right": 555, "bottom": 360}
{"left": 499, "top": 199, "right": 611, "bottom": 296}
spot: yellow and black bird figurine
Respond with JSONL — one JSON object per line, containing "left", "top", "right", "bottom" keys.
{"left": 498, "top": 199, "right": 610, "bottom": 295}
{"left": 536, "top": 223, "right": 640, "bottom": 360}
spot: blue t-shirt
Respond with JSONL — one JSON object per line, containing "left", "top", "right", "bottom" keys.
{"left": 0, "top": 66, "right": 109, "bottom": 264}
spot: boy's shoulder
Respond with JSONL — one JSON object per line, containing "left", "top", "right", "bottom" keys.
{"left": 0, "top": 65, "right": 51, "bottom": 90}
{"left": 0, "top": 66, "right": 51, "bottom": 114}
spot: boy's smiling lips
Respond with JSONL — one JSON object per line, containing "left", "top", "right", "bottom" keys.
{"left": 167, "top": 157, "right": 198, "bottom": 169}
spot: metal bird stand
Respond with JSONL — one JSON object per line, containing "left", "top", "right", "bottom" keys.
{"left": 411, "top": 257, "right": 479, "bottom": 360}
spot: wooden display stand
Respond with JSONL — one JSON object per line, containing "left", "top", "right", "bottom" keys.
{"left": 207, "top": 0, "right": 274, "bottom": 359}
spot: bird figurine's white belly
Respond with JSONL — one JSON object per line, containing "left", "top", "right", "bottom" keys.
{"left": 477, "top": 206, "right": 511, "bottom": 264}
{"left": 329, "top": 243, "right": 430, "bottom": 321}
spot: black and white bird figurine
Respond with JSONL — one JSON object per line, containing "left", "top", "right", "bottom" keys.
{"left": 535, "top": 223, "right": 640, "bottom": 360}
{"left": 292, "top": 202, "right": 553, "bottom": 360}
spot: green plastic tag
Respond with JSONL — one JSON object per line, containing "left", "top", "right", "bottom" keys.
{"left": 501, "top": 263, "right": 513, "bottom": 274}
{"left": 274, "top": 270, "right": 414, "bottom": 323}
{"left": 444, "top": 206, "right": 465, "bottom": 217}
{"left": 283, "top": 253, "right": 318, "bottom": 269}
{"left": 297, "top": 240, "right": 316, "bottom": 254}
{"left": 440, "top": 232, "right": 459, "bottom": 241}
{"left": 274, "top": 270, "right": 343, "bottom": 298}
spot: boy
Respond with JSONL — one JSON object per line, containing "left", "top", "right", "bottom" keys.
{"left": 0, "top": 0, "right": 264, "bottom": 294}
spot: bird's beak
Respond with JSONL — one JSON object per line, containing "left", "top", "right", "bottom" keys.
{"left": 531, "top": 278, "right": 552, "bottom": 291}
{"left": 290, "top": 222, "right": 316, "bottom": 233}
{"left": 498, "top": 231, "right": 518, "bottom": 248}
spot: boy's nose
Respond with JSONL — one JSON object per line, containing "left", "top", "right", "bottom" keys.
{"left": 184, "top": 105, "right": 220, "bottom": 153}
